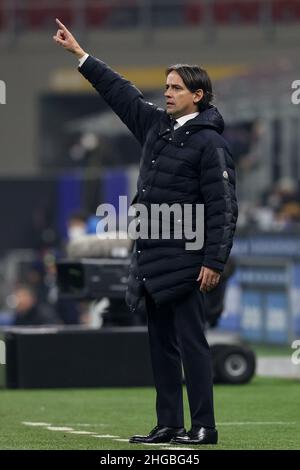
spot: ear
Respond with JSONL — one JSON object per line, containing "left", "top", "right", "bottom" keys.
{"left": 193, "top": 89, "right": 204, "bottom": 104}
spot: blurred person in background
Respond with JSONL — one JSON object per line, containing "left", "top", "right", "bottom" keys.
{"left": 66, "top": 209, "right": 88, "bottom": 241}
{"left": 53, "top": 18, "right": 237, "bottom": 446}
{"left": 11, "top": 284, "right": 60, "bottom": 326}
{"left": 270, "top": 178, "right": 300, "bottom": 229}
{"left": 250, "top": 177, "right": 300, "bottom": 231}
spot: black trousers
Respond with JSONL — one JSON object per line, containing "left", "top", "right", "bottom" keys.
{"left": 144, "top": 286, "right": 215, "bottom": 429}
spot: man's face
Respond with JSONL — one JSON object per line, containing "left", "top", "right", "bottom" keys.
{"left": 164, "top": 71, "right": 201, "bottom": 119}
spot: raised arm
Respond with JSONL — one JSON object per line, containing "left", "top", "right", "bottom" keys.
{"left": 53, "top": 19, "right": 163, "bottom": 144}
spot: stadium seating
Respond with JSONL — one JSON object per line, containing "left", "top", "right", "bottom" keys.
{"left": 0, "top": 1, "right": 300, "bottom": 32}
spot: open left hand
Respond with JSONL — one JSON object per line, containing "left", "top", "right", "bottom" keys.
{"left": 197, "top": 266, "right": 221, "bottom": 293}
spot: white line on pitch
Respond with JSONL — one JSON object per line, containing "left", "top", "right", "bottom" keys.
{"left": 92, "top": 435, "right": 120, "bottom": 438}
{"left": 22, "top": 422, "right": 51, "bottom": 427}
{"left": 47, "top": 426, "right": 74, "bottom": 431}
{"left": 68, "top": 431, "right": 97, "bottom": 435}
{"left": 65, "top": 423, "right": 107, "bottom": 427}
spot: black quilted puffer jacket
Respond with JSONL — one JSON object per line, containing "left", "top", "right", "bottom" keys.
{"left": 79, "top": 56, "right": 238, "bottom": 312}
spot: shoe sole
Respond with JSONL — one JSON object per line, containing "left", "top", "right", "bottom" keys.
{"left": 171, "top": 438, "right": 218, "bottom": 445}
{"left": 129, "top": 434, "right": 186, "bottom": 444}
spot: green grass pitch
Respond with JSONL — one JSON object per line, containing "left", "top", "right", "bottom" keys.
{"left": 0, "top": 377, "right": 299, "bottom": 450}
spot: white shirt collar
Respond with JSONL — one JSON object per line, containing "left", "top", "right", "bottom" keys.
{"left": 174, "top": 112, "right": 199, "bottom": 129}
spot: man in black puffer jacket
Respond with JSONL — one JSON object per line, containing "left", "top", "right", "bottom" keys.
{"left": 54, "top": 19, "right": 238, "bottom": 446}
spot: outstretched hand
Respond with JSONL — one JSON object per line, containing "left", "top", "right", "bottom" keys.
{"left": 53, "top": 18, "right": 86, "bottom": 59}
{"left": 197, "top": 266, "right": 221, "bottom": 293}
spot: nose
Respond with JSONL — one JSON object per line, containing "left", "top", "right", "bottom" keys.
{"left": 164, "top": 89, "right": 171, "bottom": 98}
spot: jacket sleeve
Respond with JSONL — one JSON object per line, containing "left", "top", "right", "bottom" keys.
{"left": 78, "top": 55, "right": 163, "bottom": 144}
{"left": 199, "top": 138, "right": 238, "bottom": 273}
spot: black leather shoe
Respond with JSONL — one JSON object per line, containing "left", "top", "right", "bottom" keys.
{"left": 129, "top": 425, "right": 186, "bottom": 444}
{"left": 170, "top": 426, "right": 218, "bottom": 445}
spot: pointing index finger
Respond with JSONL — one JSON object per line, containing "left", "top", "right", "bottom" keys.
{"left": 56, "top": 18, "right": 69, "bottom": 32}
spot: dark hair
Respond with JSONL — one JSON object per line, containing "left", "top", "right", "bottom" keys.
{"left": 165, "top": 64, "right": 214, "bottom": 111}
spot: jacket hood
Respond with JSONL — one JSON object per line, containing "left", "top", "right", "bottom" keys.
{"left": 159, "top": 105, "right": 225, "bottom": 138}
{"left": 185, "top": 105, "right": 224, "bottom": 134}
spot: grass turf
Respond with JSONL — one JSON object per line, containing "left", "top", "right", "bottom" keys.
{"left": 248, "top": 343, "right": 293, "bottom": 357}
{"left": 0, "top": 377, "right": 299, "bottom": 450}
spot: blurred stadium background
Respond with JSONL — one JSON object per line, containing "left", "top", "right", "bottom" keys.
{"left": 0, "top": 0, "right": 300, "bottom": 450}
